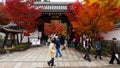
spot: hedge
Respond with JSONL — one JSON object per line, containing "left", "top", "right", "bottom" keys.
{"left": 0, "top": 43, "right": 30, "bottom": 54}
{"left": 77, "top": 40, "right": 120, "bottom": 56}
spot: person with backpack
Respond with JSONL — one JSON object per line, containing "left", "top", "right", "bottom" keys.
{"left": 55, "top": 36, "right": 62, "bottom": 57}
{"left": 83, "top": 37, "right": 91, "bottom": 62}
{"left": 95, "top": 40, "right": 102, "bottom": 60}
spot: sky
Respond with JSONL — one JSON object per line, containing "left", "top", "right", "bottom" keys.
{"left": 0, "top": 0, "right": 83, "bottom": 2}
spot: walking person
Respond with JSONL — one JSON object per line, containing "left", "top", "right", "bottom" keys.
{"left": 55, "top": 36, "right": 62, "bottom": 57}
{"left": 60, "top": 35, "right": 65, "bottom": 50}
{"left": 95, "top": 40, "right": 102, "bottom": 60}
{"left": 83, "top": 37, "right": 91, "bottom": 62}
{"left": 47, "top": 40, "right": 56, "bottom": 66}
{"left": 74, "top": 34, "right": 80, "bottom": 50}
{"left": 109, "top": 38, "right": 120, "bottom": 64}
{"left": 47, "top": 35, "right": 51, "bottom": 46}
{"left": 66, "top": 33, "right": 70, "bottom": 47}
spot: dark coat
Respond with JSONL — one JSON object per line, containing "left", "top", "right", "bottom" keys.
{"left": 55, "top": 39, "right": 61, "bottom": 49}
{"left": 60, "top": 36, "right": 65, "bottom": 45}
{"left": 110, "top": 42, "right": 118, "bottom": 53}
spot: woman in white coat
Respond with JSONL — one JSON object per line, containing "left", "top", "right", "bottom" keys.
{"left": 47, "top": 40, "right": 56, "bottom": 66}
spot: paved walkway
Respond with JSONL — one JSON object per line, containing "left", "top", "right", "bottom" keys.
{"left": 0, "top": 45, "right": 119, "bottom": 68}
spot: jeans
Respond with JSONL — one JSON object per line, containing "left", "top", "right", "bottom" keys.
{"left": 56, "top": 48, "right": 62, "bottom": 57}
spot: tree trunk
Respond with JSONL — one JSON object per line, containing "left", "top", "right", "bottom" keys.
{"left": 92, "top": 32, "right": 97, "bottom": 47}
{"left": 20, "top": 33, "right": 24, "bottom": 43}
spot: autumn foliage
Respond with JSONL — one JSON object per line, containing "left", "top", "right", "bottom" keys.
{"left": 67, "top": 0, "right": 120, "bottom": 38}
{"left": 44, "top": 20, "right": 66, "bottom": 35}
{"left": 5, "top": 0, "right": 42, "bottom": 36}
{"left": 0, "top": 4, "right": 11, "bottom": 25}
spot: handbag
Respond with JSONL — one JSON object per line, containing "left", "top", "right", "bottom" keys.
{"left": 115, "top": 53, "right": 119, "bottom": 59}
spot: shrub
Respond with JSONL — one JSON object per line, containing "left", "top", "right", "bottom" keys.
{"left": 0, "top": 48, "right": 6, "bottom": 54}
{"left": 0, "top": 43, "right": 30, "bottom": 54}
{"left": 14, "top": 43, "right": 30, "bottom": 51}
{"left": 101, "top": 46, "right": 111, "bottom": 56}
{"left": 101, "top": 40, "right": 111, "bottom": 47}
{"left": 77, "top": 40, "right": 113, "bottom": 56}
{"left": 77, "top": 43, "right": 84, "bottom": 52}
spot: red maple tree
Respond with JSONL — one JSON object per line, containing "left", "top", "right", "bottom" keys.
{"left": 44, "top": 20, "right": 66, "bottom": 35}
{"left": 67, "top": 0, "right": 120, "bottom": 39}
{"left": 0, "top": 3, "right": 11, "bottom": 25}
{"left": 5, "top": 0, "right": 42, "bottom": 36}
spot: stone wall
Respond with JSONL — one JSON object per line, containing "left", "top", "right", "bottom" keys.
{"left": 100, "top": 29, "right": 120, "bottom": 41}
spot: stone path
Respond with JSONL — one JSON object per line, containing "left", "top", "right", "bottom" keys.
{"left": 0, "top": 45, "right": 119, "bottom": 68}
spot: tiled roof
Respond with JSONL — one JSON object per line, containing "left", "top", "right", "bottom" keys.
{"left": 33, "top": 2, "right": 72, "bottom": 14}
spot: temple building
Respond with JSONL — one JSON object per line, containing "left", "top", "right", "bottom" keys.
{"left": 29, "top": 1, "right": 73, "bottom": 44}
{"left": 0, "top": 0, "right": 120, "bottom": 47}
{"left": 0, "top": 0, "right": 73, "bottom": 46}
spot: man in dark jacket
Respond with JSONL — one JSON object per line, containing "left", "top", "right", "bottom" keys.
{"left": 55, "top": 36, "right": 62, "bottom": 57}
{"left": 83, "top": 37, "right": 91, "bottom": 62}
{"left": 109, "top": 38, "right": 120, "bottom": 64}
{"left": 60, "top": 35, "right": 65, "bottom": 50}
